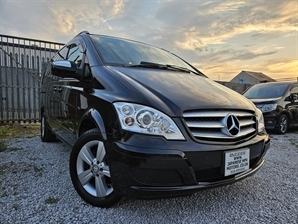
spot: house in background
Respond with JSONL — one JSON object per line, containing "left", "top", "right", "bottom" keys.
{"left": 230, "top": 71, "right": 276, "bottom": 85}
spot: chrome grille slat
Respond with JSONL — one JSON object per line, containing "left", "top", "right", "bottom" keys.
{"left": 185, "top": 121, "right": 224, "bottom": 128}
{"left": 183, "top": 110, "right": 257, "bottom": 142}
{"left": 240, "top": 119, "right": 255, "bottom": 126}
{"left": 192, "top": 127, "right": 256, "bottom": 139}
{"left": 183, "top": 111, "right": 253, "bottom": 117}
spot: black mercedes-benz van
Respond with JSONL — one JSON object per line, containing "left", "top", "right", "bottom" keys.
{"left": 243, "top": 81, "right": 298, "bottom": 134}
{"left": 40, "top": 31, "right": 270, "bottom": 207}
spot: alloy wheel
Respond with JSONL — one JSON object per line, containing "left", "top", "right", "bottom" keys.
{"left": 76, "top": 140, "right": 113, "bottom": 197}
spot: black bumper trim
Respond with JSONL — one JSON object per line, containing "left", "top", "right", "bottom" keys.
{"left": 131, "top": 159, "right": 264, "bottom": 192}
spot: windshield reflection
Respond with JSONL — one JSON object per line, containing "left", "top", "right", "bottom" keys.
{"left": 90, "top": 35, "right": 198, "bottom": 74}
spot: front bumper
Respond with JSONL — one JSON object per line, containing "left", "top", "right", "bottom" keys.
{"left": 108, "top": 133, "right": 270, "bottom": 199}
{"left": 263, "top": 112, "right": 279, "bottom": 130}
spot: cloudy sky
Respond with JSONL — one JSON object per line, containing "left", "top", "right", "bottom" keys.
{"left": 0, "top": 0, "right": 297, "bottom": 81}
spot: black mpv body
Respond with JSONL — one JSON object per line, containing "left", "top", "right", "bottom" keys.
{"left": 243, "top": 82, "right": 298, "bottom": 134}
{"left": 40, "top": 31, "right": 270, "bottom": 207}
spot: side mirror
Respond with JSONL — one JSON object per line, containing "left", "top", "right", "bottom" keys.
{"left": 291, "top": 93, "right": 298, "bottom": 101}
{"left": 52, "top": 60, "right": 81, "bottom": 79}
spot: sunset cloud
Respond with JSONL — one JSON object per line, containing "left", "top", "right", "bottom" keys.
{"left": 0, "top": 0, "right": 297, "bottom": 81}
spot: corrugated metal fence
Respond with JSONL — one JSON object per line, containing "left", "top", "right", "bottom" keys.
{"left": 0, "top": 34, "right": 64, "bottom": 123}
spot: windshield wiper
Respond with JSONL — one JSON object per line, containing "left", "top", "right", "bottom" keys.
{"left": 165, "top": 64, "right": 205, "bottom": 76}
{"left": 125, "top": 61, "right": 205, "bottom": 76}
{"left": 126, "top": 61, "right": 167, "bottom": 69}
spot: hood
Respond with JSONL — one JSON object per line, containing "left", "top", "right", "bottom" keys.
{"left": 109, "top": 67, "right": 256, "bottom": 116}
{"left": 249, "top": 97, "right": 281, "bottom": 104}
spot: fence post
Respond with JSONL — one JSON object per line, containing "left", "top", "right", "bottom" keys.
{"left": 16, "top": 53, "right": 21, "bottom": 123}
{"left": 4, "top": 53, "right": 9, "bottom": 121}
{"left": 9, "top": 53, "right": 15, "bottom": 122}
{"left": 0, "top": 51, "right": 2, "bottom": 122}
{"left": 21, "top": 54, "right": 26, "bottom": 120}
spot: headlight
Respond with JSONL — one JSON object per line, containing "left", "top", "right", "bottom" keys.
{"left": 113, "top": 102, "right": 185, "bottom": 140}
{"left": 256, "top": 108, "right": 266, "bottom": 133}
{"left": 260, "top": 103, "right": 277, "bottom": 113}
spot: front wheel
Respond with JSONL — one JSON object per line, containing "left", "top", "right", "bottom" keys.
{"left": 276, "top": 114, "right": 288, "bottom": 134}
{"left": 69, "top": 129, "right": 121, "bottom": 208}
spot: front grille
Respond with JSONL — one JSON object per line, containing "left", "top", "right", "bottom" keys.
{"left": 183, "top": 110, "right": 257, "bottom": 143}
{"left": 194, "top": 158, "right": 261, "bottom": 182}
{"left": 129, "top": 168, "right": 183, "bottom": 186}
{"left": 195, "top": 167, "right": 222, "bottom": 181}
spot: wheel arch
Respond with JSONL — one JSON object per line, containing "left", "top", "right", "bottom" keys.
{"left": 78, "top": 109, "right": 107, "bottom": 140}
{"left": 280, "top": 110, "right": 293, "bottom": 121}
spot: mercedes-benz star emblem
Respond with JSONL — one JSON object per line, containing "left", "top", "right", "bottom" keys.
{"left": 221, "top": 114, "right": 240, "bottom": 137}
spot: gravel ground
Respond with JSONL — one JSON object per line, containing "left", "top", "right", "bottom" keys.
{"left": 0, "top": 133, "right": 297, "bottom": 224}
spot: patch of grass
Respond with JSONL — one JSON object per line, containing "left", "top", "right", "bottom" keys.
{"left": 0, "top": 162, "right": 41, "bottom": 176}
{"left": 0, "top": 123, "right": 40, "bottom": 139}
{"left": 0, "top": 162, "right": 14, "bottom": 175}
{"left": 0, "top": 140, "right": 22, "bottom": 153}
{"left": 45, "top": 197, "right": 59, "bottom": 204}
{"left": 1, "top": 191, "right": 8, "bottom": 197}
{"left": 33, "top": 165, "right": 43, "bottom": 177}
{"left": 289, "top": 139, "right": 298, "bottom": 151}
{"left": 1, "top": 185, "right": 8, "bottom": 197}
{"left": 33, "top": 165, "right": 43, "bottom": 173}
{"left": 12, "top": 204, "right": 20, "bottom": 210}
{"left": 0, "top": 140, "right": 8, "bottom": 152}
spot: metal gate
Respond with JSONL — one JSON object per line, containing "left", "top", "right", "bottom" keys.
{"left": 0, "top": 34, "right": 64, "bottom": 123}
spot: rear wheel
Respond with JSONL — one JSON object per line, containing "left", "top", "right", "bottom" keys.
{"left": 276, "top": 114, "right": 288, "bottom": 134}
{"left": 69, "top": 128, "right": 121, "bottom": 208}
{"left": 40, "top": 115, "right": 56, "bottom": 142}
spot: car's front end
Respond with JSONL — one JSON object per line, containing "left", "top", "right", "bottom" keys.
{"left": 101, "top": 69, "right": 270, "bottom": 199}
{"left": 250, "top": 99, "right": 280, "bottom": 131}
{"left": 108, "top": 102, "right": 270, "bottom": 199}
{"left": 243, "top": 82, "right": 293, "bottom": 134}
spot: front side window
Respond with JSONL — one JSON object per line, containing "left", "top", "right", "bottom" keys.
{"left": 67, "top": 44, "right": 83, "bottom": 67}
{"left": 53, "top": 46, "right": 68, "bottom": 61}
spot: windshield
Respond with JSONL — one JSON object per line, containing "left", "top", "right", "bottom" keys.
{"left": 243, "top": 83, "right": 290, "bottom": 99}
{"left": 90, "top": 35, "right": 200, "bottom": 74}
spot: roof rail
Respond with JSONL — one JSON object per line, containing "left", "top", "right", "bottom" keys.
{"left": 78, "top": 31, "right": 90, "bottom": 35}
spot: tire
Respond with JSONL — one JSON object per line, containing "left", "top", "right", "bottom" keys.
{"left": 40, "top": 115, "right": 56, "bottom": 142}
{"left": 276, "top": 114, "right": 288, "bottom": 134}
{"left": 69, "top": 128, "right": 121, "bottom": 208}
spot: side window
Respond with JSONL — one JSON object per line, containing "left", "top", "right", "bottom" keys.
{"left": 67, "top": 44, "right": 83, "bottom": 67}
{"left": 53, "top": 46, "right": 68, "bottom": 61}
{"left": 67, "top": 44, "right": 92, "bottom": 79}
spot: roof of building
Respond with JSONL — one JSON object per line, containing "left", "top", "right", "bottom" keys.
{"left": 239, "top": 70, "right": 276, "bottom": 82}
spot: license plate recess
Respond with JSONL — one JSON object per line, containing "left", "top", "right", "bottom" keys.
{"left": 224, "top": 148, "right": 250, "bottom": 176}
